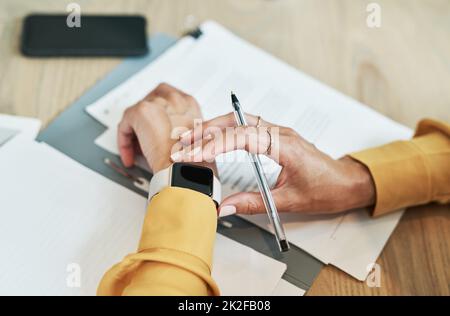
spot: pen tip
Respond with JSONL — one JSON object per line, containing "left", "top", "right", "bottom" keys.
{"left": 231, "top": 92, "right": 238, "bottom": 105}
{"left": 280, "top": 240, "right": 290, "bottom": 252}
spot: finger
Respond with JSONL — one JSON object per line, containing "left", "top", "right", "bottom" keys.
{"left": 175, "top": 126, "right": 282, "bottom": 164}
{"left": 170, "top": 137, "right": 211, "bottom": 163}
{"left": 179, "top": 112, "right": 273, "bottom": 146}
{"left": 117, "top": 114, "right": 137, "bottom": 168}
{"left": 179, "top": 112, "right": 267, "bottom": 145}
{"left": 219, "top": 189, "right": 287, "bottom": 215}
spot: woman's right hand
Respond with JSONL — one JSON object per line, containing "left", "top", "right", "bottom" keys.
{"left": 171, "top": 112, "right": 376, "bottom": 216}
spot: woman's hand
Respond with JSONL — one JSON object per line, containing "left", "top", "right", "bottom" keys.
{"left": 117, "top": 83, "right": 203, "bottom": 173}
{"left": 172, "top": 112, "right": 376, "bottom": 216}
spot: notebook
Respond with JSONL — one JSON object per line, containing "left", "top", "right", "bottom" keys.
{"left": 86, "top": 21, "right": 413, "bottom": 281}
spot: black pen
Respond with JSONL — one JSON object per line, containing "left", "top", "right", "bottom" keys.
{"left": 231, "top": 92, "right": 290, "bottom": 252}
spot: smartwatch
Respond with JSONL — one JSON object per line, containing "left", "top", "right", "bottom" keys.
{"left": 148, "top": 163, "right": 221, "bottom": 207}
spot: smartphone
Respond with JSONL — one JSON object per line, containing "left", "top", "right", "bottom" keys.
{"left": 21, "top": 14, "right": 148, "bottom": 57}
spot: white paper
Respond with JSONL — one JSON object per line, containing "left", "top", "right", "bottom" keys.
{"left": 241, "top": 209, "right": 404, "bottom": 281}
{"left": 212, "top": 234, "right": 286, "bottom": 296}
{"left": 86, "top": 21, "right": 413, "bottom": 281}
{"left": 0, "top": 127, "right": 16, "bottom": 146}
{"left": 0, "top": 139, "right": 147, "bottom": 295}
{"left": 86, "top": 37, "right": 198, "bottom": 127}
{"left": 0, "top": 113, "right": 41, "bottom": 143}
{"left": 271, "top": 279, "right": 305, "bottom": 296}
{"left": 0, "top": 138, "right": 285, "bottom": 295}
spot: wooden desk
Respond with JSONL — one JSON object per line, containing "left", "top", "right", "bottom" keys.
{"left": 0, "top": 0, "right": 448, "bottom": 295}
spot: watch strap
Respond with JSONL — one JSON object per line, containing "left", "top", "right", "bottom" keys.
{"left": 212, "top": 175, "right": 221, "bottom": 205}
{"left": 148, "top": 165, "right": 171, "bottom": 201}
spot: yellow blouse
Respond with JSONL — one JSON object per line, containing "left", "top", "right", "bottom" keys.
{"left": 351, "top": 119, "right": 450, "bottom": 216}
{"left": 97, "top": 187, "right": 220, "bottom": 296}
{"left": 98, "top": 119, "right": 449, "bottom": 296}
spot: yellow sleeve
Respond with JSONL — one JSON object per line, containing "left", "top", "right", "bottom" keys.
{"left": 97, "top": 187, "right": 220, "bottom": 296}
{"left": 350, "top": 119, "right": 450, "bottom": 217}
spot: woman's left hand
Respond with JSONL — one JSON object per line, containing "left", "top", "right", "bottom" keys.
{"left": 117, "top": 83, "right": 202, "bottom": 173}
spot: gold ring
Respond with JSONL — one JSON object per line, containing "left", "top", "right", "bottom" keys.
{"left": 256, "top": 116, "right": 262, "bottom": 128}
{"left": 265, "top": 127, "right": 272, "bottom": 155}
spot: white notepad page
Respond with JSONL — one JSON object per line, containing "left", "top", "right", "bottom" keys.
{"left": 0, "top": 138, "right": 286, "bottom": 295}
{"left": 86, "top": 21, "right": 413, "bottom": 280}
{"left": 0, "top": 113, "right": 41, "bottom": 143}
{"left": 272, "top": 279, "right": 305, "bottom": 296}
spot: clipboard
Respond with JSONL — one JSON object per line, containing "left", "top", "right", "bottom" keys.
{"left": 37, "top": 30, "right": 323, "bottom": 292}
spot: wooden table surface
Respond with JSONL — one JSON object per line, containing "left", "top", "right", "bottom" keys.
{"left": 0, "top": 0, "right": 448, "bottom": 295}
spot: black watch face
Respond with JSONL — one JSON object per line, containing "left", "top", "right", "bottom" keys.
{"left": 171, "top": 163, "right": 213, "bottom": 197}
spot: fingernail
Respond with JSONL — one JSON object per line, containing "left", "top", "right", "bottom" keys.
{"left": 170, "top": 151, "right": 183, "bottom": 162}
{"left": 204, "top": 133, "right": 213, "bottom": 140}
{"left": 179, "top": 130, "right": 192, "bottom": 140}
{"left": 219, "top": 205, "right": 236, "bottom": 217}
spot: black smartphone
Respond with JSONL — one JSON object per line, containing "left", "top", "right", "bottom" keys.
{"left": 21, "top": 14, "right": 148, "bottom": 57}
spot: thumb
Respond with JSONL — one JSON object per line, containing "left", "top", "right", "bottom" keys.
{"left": 219, "top": 190, "right": 285, "bottom": 216}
